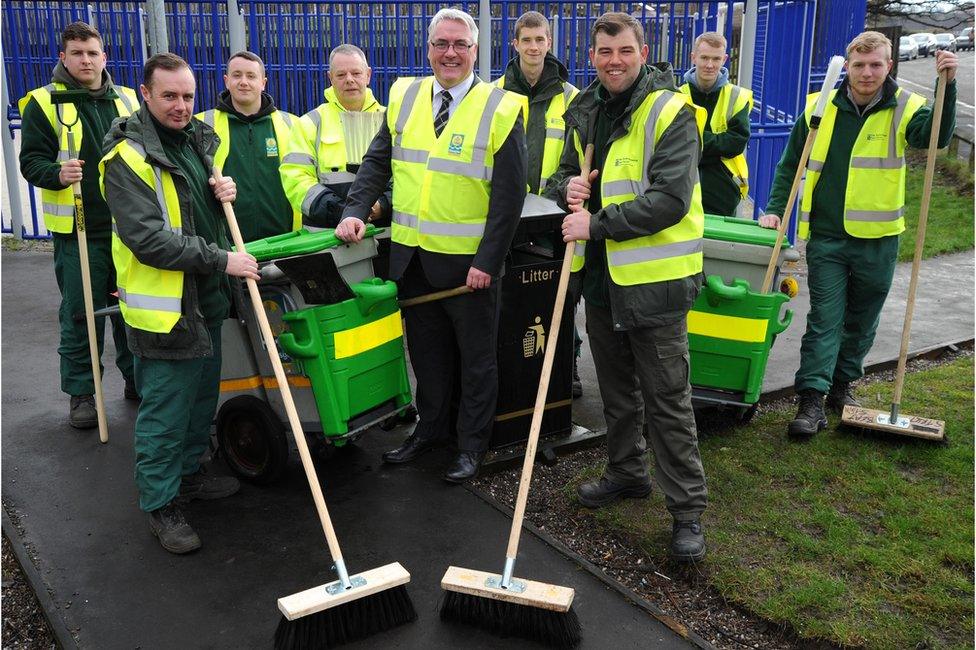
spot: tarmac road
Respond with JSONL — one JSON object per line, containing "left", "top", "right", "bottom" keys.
{"left": 896, "top": 49, "right": 974, "bottom": 144}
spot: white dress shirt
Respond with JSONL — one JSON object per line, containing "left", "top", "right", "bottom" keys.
{"left": 432, "top": 73, "right": 476, "bottom": 121}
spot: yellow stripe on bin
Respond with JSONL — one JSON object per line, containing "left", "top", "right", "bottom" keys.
{"left": 687, "top": 311, "right": 768, "bottom": 343}
{"left": 220, "top": 375, "right": 312, "bottom": 392}
{"left": 333, "top": 312, "right": 403, "bottom": 359}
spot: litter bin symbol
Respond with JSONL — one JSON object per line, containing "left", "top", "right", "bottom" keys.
{"left": 523, "top": 317, "right": 546, "bottom": 358}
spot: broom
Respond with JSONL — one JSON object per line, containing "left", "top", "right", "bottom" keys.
{"left": 760, "top": 55, "right": 846, "bottom": 293}
{"left": 839, "top": 70, "right": 949, "bottom": 441}
{"left": 439, "top": 145, "right": 594, "bottom": 648}
{"left": 209, "top": 169, "right": 417, "bottom": 647}
{"left": 51, "top": 89, "right": 109, "bottom": 443}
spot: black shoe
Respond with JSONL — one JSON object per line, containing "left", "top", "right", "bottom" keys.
{"left": 124, "top": 378, "right": 141, "bottom": 401}
{"left": 69, "top": 395, "right": 98, "bottom": 429}
{"left": 825, "top": 382, "right": 860, "bottom": 413}
{"left": 149, "top": 502, "right": 201, "bottom": 554}
{"left": 382, "top": 433, "right": 436, "bottom": 464}
{"left": 670, "top": 518, "right": 706, "bottom": 563}
{"left": 179, "top": 465, "right": 240, "bottom": 502}
{"left": 576, "top": 477, "right": 652, "bottom": 509}
{"left": 572, "top": 360, "right": 583, "bottom": 398}
{"left": 788, "top": 389, "right": 827, "bottom": 438}
{"left": 442, "top": 451, "right": 485, "bottom": 484}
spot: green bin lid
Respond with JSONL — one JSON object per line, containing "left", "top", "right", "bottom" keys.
{"left": 236, "top": 226, "right": 382, "bottom": 262}
{"left": 703, "top": 214, "right": 792, "bottom": 248}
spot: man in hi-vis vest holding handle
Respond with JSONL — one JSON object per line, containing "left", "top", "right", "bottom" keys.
{"left": 336, "top": 8, "right": 527, "bottom": 484}
{"left": 759, "top": 32, "right": 957, "bottom": 439}
{"left": 547, "top": 12, "right": 709, "bottom": 564}
{"left": 101, "top": 54, "right": 260, "bottom": 555}
{"left": 18, "top": 22, "right": 139, "bottom": 429}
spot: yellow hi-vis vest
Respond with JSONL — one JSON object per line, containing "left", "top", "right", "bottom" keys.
{"left": 494, "top": 76, "right": 579, "bottom": 193}
{"left": 386, "top": 77, "right": 523, "bottom": 254}
{"left": 678, "top": 82, "right": 752, "bottom": 198}
{"left": 99, "top": 139, "right": 184, "bottom": 333}
{"left": 798, "top": 88, "right": 926, "bottom": 239}
{"left": 18, "top": 83, "right": 139, "bottom": 233}
{"left": 571, "top": 90, "right": 706, "bottom": 284}
{"left": 196, "top": 107, "right": 302, "bottom": 231}
{"left": 279, "top": 87, "right": 385, "bottom": 216}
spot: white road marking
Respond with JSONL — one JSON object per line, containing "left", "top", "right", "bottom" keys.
{"left": 898, "top": 77, "right": 975, "bottom": 112}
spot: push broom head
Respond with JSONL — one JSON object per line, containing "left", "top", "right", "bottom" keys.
{"left": 274, "top": 562, "right": 416, "bottom": 649}
{"left": 440, "top": 566, "right": 581, "bottom": 648}
{"left": 841, "top": 405, "right": 945, "bottom": 441}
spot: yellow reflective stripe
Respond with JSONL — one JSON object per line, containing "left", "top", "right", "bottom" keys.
{"left": 392, "top": 146, "right": 428, "bottom": 163}
{"left": 688, "top": 311, "right": 768, "bottom": 343}
{"left": 419, "top": 220, "right": 485, "bottom": 238}
{"left": 220, "top": 374, "right": 311, "bottom": 392}
{"left": 392, "top": 211, "right": 418, "bottom": 228}
{"left": 43, "top": 202, "right": 74, "bottom": 216}
{"left": 394, "top": 78, "right": 425, "bottom": 147}
{"left": 333, "top": 311, "right": 403, "bottom": 359}
{"left": 282, "top": 152, "right": 315, "bottom": 165}
{"left": 117, "top": 287, "right": 182, "bottom": 313}
{"left": 608, "top": 239, "right": 703, "bottom": 266}
{"left": 846, "top": 207, "right": 905, "bottom": 222}
{"left": 850, "top": 156, "right": 903, "bottom": 169}
{"left": 319, "top": 170, "right": 357, "bottom": 184}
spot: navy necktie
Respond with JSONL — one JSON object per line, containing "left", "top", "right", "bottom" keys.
{"left": 433, "top": 90, "right": 452, "bottom": 136}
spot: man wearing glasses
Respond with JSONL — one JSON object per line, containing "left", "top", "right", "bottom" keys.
{"left": 336, "top": 8, "right": 526, "bottom": 483}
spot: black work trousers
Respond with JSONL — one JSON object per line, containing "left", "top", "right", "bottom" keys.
{"left": 399, "top": 257, "right": 500, "bottom": 453}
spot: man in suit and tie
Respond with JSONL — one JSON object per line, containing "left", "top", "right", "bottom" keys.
{"left": 335, "top": 7, "right": 526, "bottom": 483}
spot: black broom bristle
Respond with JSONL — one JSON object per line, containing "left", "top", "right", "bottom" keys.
{"left": 440, "top": 589, "right": 581, "bottom": 648}
{"left": 274, "top": 584, "right": 417, "bottom": 649}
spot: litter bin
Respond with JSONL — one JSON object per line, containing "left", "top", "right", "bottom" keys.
{"left": 492, "top": 195, "right": 574, "bottom": 449}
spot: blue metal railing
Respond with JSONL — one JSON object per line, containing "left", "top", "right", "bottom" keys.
{"left": 3, "top": 0, "right": 858, "bottom": 239}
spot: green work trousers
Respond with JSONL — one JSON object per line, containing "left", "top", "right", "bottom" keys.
{"left": 586, "top": 302, "right": 708, "bottom": 520}
{"left": 133, "top": 326, "right": 222, "bottom": 512}
{"left": 795, "top": 234, "right": 899, "bottom": 394}
{"left": 54, "top": 236, "right": 134, "bottom": 395}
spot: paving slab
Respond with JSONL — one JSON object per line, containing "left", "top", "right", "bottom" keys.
{"left": 1, "top": 250, "right": 693, "bottom": 649}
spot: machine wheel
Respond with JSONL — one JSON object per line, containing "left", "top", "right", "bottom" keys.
{"left": 216, "top": 397, "right": 288, "bottom": 484}
{"left": 738, "top": 404, "right": 759, "bottom": 424}
{"left": 780, "top": 275, "right": 799, "bottom": 298}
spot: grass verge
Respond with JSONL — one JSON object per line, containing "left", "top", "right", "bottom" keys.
{"left": 899, "top": 152, "right": 975, "bottom": 262}
{"left": 567, "top": 356, "right": 974, "bottom": 649}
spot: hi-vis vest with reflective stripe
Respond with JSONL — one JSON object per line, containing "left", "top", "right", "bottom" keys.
{"left": 798, "top": 87, "right": 926, "bottom": 239}
{"left": 18, "top": 83, "right": 138, "bottom": 234}
{"left": 197, "top": 107, "right": 302, "bottom": 231}
{"left": 494, "top": 76, "right": 579, "bottom": 192}
{"left": 279, "top": 87, "right": 384, "bottom": 217}
{"left": 387, "top": 77, "right": 523, "bottom": 254}
{"left": 99, "top": 139, "right": 184, "bottom": 333}
{"left": 678, "top": 82, "right": 752, "bottom": 198}
{"left": 572, "top": 90, "right": 707, "bottom": 285}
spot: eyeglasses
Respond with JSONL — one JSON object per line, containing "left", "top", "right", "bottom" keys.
{"left": 429, "top": 40, "right": 475, "bottom": 53}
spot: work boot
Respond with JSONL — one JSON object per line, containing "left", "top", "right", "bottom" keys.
{"left": 670, "top": 518, "right": 706, "bottom": 563}
{"left": 69, "top": 395, "right": 98, "bottom": 429}
{"left": 124, "top": 378, "right": 141, "bottom": 401}
{"left": 576, "top": 477, "right": 652, "bottom": 509}
{"left": 179, "top": 465, "right": 240, "bottom": 502}
{"left": 149, "top": 501, "right": 201, "bottom": 554}
{"left": 788, "top": 390, "right": 827, "bottom": 439}
{"left": 572, "top": 359, "right": 583, "bottom": 398}
{"left": 826, "top": 382, "right": 860, "bottom": 413}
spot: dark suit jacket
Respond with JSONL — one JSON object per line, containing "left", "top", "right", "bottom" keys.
{"left": 342, "top": 78, "right": 527, "bottom": 287}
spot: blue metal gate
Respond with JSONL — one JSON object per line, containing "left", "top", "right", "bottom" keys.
{"left": 4, "top": 0, "right": 859, "bottom": 239}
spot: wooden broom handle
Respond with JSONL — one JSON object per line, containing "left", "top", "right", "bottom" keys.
{"left": 760, "top": 127, "right": 819, "bottom": 293}
{"left": 214, "top": 169, "right": 345, "bottom": 566}
{"left": 505, "top": 144, "right": 594, "bottom": 560}
{"left": 397, "top": 285, "right": 473, "bottom": 308}
{"left": 67, "top": 132, "right": 109, "bottom": 443}
{"left": 892, "top": 70, "right": 948, "bottom": 410}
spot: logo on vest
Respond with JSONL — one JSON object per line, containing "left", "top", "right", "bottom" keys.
{"left": 266, "top": 138, "right": 279, "bottom": 157}
{"left": 614, "top": 156, "right": 640, "bottom": 167}
{"left": 865, "top": 133, "right": 887, "bottom": 141}
{"left": 448, "top": 133, "right": 464, "bottom": 155}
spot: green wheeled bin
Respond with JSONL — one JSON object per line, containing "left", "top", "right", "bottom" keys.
{"left": 277, "top": 278, "right": 412, "bottom": 438}
{"left": 688, "top": 275, "right": 793, "bottom": 418}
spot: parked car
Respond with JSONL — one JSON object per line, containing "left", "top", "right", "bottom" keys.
{"left": 955, "top": 27, "right": 973, "bottom": 51}
{"left": 934, "top": 33, "right": 957, "bottom": 52}
{"left": 899, "top": 36, "right": 919, "bottom": 60}
{"left": 912, "top": 33, "right": 938, "bottom": 56}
